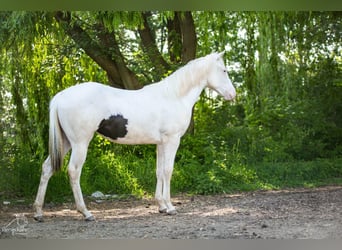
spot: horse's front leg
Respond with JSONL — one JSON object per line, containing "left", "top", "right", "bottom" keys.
{"left": 155, "top": 137, "right": 180, "bottom": 215}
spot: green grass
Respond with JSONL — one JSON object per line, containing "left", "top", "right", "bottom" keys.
{"left": 252, "top": 158, "right": 342, "bottom": 189}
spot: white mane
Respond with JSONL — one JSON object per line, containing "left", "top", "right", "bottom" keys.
{"left": 162, "top": 53, "right": 221, "bottom": 97}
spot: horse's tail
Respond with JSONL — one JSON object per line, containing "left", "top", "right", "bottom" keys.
{"left": 49, "top": 97, "right": 65, "bottom": 172}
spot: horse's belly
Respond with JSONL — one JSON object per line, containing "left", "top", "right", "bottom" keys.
{"left": 99, "top": 130, "right": 162, "bottom": 145}
{"left": 114, "top": 135, "right": 161, "bottom": 145}
{"left": 97, "top": 117, "right": 163, "bottom": 145}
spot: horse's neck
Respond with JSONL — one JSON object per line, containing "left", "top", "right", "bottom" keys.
{"left": 179, "top": 80, "right": 206, "bottom": 108}
{"left": 164, "top": 61, "right": 208, "bottom": 108}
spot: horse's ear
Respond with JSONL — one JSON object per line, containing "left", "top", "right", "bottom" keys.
{"left": 217, "top": 51, "right": 225, "bottom": 60}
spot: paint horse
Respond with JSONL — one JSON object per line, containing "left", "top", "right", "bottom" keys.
{"left": 33, "top": 52, "right": 236, "bottom": 221}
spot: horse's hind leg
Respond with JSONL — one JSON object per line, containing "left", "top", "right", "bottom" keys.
{"left": 34, "top": 140, "right": 70, "bottom": 222}
{"left": 33, "top": 156, "right": 54, "bottom": 222}
{"left": 68, "top": 144, "right": 94, "bottom": 221}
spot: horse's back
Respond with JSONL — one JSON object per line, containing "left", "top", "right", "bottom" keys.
{"left": 54, "top": 82, "right": 115, "bottom": 103}
{"left": 51, "top": 82, "right": 118, "bottom": 139}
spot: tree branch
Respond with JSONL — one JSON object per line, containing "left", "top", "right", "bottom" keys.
{"left": 54, "top": 11, "right": 142, "bottom": 90}
{"left": 138, "top": 12, "right": 171, "bottom": 79}
{"left": 95, "top": 21, "right": 143, "bottom": 89}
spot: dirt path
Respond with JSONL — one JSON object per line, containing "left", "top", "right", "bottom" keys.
{"left": 1, "top": 186, "right": 341, "bottom": 239}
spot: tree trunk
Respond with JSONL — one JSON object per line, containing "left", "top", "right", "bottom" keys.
{"left": 178, "top": 11, "right": 197, "bottom": 134}
{"left": 178, "top": 11, "right": 197, "bottom": 63}
{"left": 167, "top": 13, "right": 182, "bottom": 63}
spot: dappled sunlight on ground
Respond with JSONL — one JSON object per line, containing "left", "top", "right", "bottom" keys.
{"left": 1, "top": 186, "right": 341, "bottom": 239}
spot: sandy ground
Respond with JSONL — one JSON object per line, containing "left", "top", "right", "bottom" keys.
{"left": 1, "top": 186, "right": 341, "bottom": 239}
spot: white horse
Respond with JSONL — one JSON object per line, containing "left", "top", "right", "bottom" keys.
{"left": 33, "top": 52, "right": 236, "bottom": 221}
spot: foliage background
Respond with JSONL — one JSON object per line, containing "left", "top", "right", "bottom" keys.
{"left": 0, "top": 11, "right": 341, "bottom": 202}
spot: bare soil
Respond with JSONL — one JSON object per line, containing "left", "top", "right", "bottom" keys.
{"left": 1, "top": 186, "right": 341, "bottom": 239}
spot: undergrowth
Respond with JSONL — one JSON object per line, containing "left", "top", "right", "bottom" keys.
{"left": 1, "top": 134, "right": 341, "bottom": 204}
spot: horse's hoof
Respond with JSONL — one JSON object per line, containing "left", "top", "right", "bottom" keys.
{"left": 159, "top": 208, "right": 167, "bottom": 213}
{"left": 167, "top": 209, "right": 177, "bottom": 215}
{"left": 34, "top": 215, "right": 44, "bottom": 222}
{"left": 85, "top": 215, "right": 95, "bottom": 221}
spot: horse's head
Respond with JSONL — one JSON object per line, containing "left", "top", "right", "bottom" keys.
{"left": 206, "top": 52, "right": 236, "bottom": 101}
